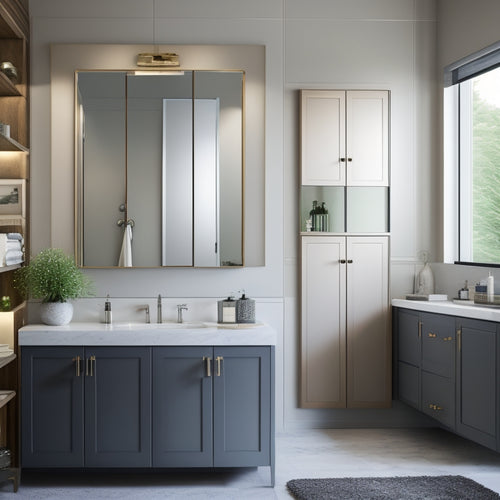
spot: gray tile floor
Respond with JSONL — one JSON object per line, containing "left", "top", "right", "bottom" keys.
{"left": 2, "top": 428, "right": 500, "bottom": 498}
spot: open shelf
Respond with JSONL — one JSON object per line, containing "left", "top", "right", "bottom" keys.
{"left": 0, "top": 467, "right": 19, "bottom": 492}
{"left": 0, "top": 72, "right": 20, "bottom": 97}
{"left": 0, "top": 389, "right": 15, "bottom": 409}
{"left": 0, "top": 132, "right": 27, "bottom": 152}
{"left": 0, "top": 353, "right": 15, "bottom": 369}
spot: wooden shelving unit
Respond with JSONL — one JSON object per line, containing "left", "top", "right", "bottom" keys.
{"left": 0, "top": 0, "right": 29, "bottom": 493}
{"left": 0, "top": 353, "right": 15, "bottom": 370}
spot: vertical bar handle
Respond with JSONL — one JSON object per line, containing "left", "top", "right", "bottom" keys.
{"left": 418, "top": 321, "right": 422, "bottom": 339}
{"left": 457, "top": 327, "right": 462, "bottom": 351}
{"left": 86, "top": 355, "right": 96, "bottom": 377}
{"left": 216, "top": 356, "right": 223, "bottom": 377}
{"left": 203, "top": 356, "right": 212, "bottom": 377}
{"left": 72, "top": 356, "right": 81, "bottom": 377}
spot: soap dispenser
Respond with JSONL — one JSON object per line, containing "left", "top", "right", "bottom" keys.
{"left": 236, "top": 290, "right": 255, "bottom": 324}
{"left": 217, "top": 294, "right": 237, "bottom": 323}
{"left": 104, "top": 294, "right": 112, "bottom": 324}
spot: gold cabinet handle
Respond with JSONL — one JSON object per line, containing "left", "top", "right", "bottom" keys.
{"left": 418, "top": 321, "right": 422, "bottom": 339}
{"left": 216, "top": 356, "right": 223, "bottom": 377}
{"left": 86, "top": 355, "right": 96, "bottom": 377}
{"left": 457, "top": 327, "right": 462, "bottom": 351}
{"left": 443, "top": 336, "right": 453, "bottom": 341}
{"left": 72, "top": 356, "right": 81, "bottom": 377}
{"left": 428, "top": 332, "right": 437, "bottom": 338}
{"left": 203, "top": 356, "right": 212, "bottom": 377}
{"left": 429, "top": 403, "right": 443, "bottom": 411}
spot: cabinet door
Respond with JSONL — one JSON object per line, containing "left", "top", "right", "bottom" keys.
{"left": 301, "top": 235, "right": 346, "bottom": 408}
{"left": 21, "top": 347, "right": 84, "bottom": 467}
{"left": 457, "top": 319, "right": 497, "bottom": 450}
{"left": 421, "top": 313, "right": 455, "bottom": 378}
{"left": 397, "top": 308, "right": 421, "bottom": 367}
{"left": 346, "top": 91, "right": 389, "bottom": 186}
{"left": 300, "top": 90, "right": 345, "bottom": 186}
{"left": 422, "top": 371, "right": 455, "bottom": 429}
{"left": 84, "top": 346, "right": 151, "bottom": 467}
{"left": 346, "top": 236, "right": 390, "bottom": 408}
{"left": 152, "top": 346, "right": 213, "bottom": 467}
{"left": 213, "top": 346, "right": 272, "bottom": 467}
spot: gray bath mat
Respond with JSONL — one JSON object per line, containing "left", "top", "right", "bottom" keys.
{"left": 287, "top": 475, "right": 500, "bottom": 499}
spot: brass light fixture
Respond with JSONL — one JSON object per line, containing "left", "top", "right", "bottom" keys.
{"left": 137, "top": 0, "right": 179, "bottom": 68}
{"left": 136, "top": 52, "right": 179, "bottom": 67}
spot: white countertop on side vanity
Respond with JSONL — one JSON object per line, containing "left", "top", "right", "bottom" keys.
{"left": 392, "top": 298, "right": 500, "bottom": 322}
{"left": 18, "top": 322, "right": 277, "bottom": 346}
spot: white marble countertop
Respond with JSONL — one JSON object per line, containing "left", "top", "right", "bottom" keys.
{"left": 392, "top": 298, "right": 500, "bottom": 322}
{"left": 19, "top": 322, "right": 277, "bottom": 346}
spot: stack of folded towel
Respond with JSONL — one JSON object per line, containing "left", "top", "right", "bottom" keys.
{"left": 0, "top": 344, "right": 14, "bottom": 357}
{"left": 0, "top": 233, "right": 24, "bottom": 267}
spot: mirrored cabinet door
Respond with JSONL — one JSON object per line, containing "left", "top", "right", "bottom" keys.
{"left": 76, "top": 70, "right": 244, "bottom": 268}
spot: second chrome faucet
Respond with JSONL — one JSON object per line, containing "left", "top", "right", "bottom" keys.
{"left": 157, "top": 294, "right": 162, "bottom": 323}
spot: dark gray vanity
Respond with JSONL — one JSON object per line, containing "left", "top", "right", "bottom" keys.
{"left": 19, "top": 323, "right": 275, "bottom": 486}
{"left": 393, "top": 299, "right": 500, "bottom": 452}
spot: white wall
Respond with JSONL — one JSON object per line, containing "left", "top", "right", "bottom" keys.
{"left": 30, "top": 0, "right": 442, "bottom": 430}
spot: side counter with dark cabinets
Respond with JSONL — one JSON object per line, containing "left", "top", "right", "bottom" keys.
{"left": 393, "top": 299, "right": 500, "bottom": 452}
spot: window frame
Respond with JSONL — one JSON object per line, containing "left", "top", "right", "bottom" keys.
{"left": 443, "top": 41, "right": 500, "bottom": 267}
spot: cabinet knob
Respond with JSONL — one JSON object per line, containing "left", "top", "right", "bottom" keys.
{"left": 347, "top": 259, "right": 353, "bottom": 264}
{"left": 340, "top": 157, "right": 346, "bottom": 162}
{"left": 339, "top": 259, "right": 346, "bottom": 264}
{"left": 347, "top": 158, "right": 352, "bottom": 162}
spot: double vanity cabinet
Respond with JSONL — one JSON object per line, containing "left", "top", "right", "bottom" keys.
{"left": 18, "top": 323, "right": 276, "bottom": 485}
{"left": 394, "top": 300, "right": 500, "bottom": 452}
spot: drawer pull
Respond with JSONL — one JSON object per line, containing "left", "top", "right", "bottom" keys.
{"left": 428, "top": 333, "right": 437, "bottom": 338}
{"left": 429, "top": 404, "right": 443, "bottom": 411}
{"left": 443, "top": 336, "right": 453, "bottom": 341}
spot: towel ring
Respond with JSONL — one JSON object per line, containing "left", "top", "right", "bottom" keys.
{"left": 117, "top": 218, "right": 135, "bottom": 227}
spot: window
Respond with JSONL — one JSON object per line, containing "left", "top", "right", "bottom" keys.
{"left": 444, "top": 42, "right": 500, "bottom": 266}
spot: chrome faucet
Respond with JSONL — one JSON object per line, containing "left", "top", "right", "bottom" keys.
{"left": 177, "top": 304, "right": 188, "bottom": 323}
{"left": 139, "top": 305, "right": 150, "bottom": 324}
{"left": 157, "top": 294, "right": 162, "bottom": 323}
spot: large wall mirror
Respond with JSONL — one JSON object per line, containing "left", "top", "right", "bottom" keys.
{"left": 75, "top": 69, "right": 244, "bottom": 268}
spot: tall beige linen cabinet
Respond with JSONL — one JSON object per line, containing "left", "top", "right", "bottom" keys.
{"left": 300, "top": 89, "right": 391, "bottom": 409}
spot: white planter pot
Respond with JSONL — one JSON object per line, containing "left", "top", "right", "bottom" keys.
{"left": 40, "top": 302, "right": 74, "bottom": 326}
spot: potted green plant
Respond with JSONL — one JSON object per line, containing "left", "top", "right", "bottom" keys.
{"left": 13, "top": 248, "right": 94, "bottom": 325}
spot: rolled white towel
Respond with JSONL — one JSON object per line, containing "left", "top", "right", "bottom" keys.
{"left": 5, "top": 249, "right": 23, "bottom": 266}
{"left": 6, "top": 232, "right": 22, "bottom": 240}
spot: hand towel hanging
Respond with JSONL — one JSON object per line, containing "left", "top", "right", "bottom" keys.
{"left": 118, "top": 224, "right": 133, "bottom": 267}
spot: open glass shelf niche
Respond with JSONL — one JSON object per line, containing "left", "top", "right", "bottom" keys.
{"left": 301, "top": 186, "right": 389, "bottom": 233}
